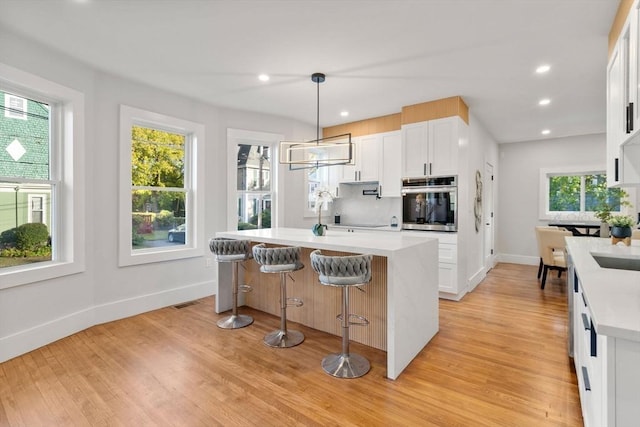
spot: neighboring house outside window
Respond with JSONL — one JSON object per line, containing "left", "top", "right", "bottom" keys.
{"left": 237, "top": 144, "right": 272, "bottom": 230}
{"left": 118, "top": 105, "right": 204, "bottom": 266}
{"left": 0, "top": 63, "right": 85, "bottom": 288}
{"left": 0, "top": 90, "right": 52, "bottom": 268}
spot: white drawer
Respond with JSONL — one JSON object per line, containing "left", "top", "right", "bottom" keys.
{"left": 439, "top": 243, "right": 457, "bottom": 264}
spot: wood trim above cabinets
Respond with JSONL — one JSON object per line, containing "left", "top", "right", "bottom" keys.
{"left": 401, "top": 96, "right": 469, "bottom": 125}
{"left": 323, "top": 113, "right": 401, "bottom": 138}
{"left": 609, "top": 0, "right": 634, "bottom": 59}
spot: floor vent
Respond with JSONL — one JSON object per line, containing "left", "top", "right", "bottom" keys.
{"left": 173, "top": 300, "right": 199, "bottom": 309}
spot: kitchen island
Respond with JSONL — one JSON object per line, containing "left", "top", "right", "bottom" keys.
{"left": 215, "top": 227, "right": 439, "bottom": 379}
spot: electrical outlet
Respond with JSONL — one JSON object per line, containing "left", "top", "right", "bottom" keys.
{"left": 205, "top": 258, "right": 213, "bottom": 268}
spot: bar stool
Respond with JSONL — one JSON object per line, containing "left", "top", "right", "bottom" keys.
{"left": 252, "top": 244, "right": 305, "bottom": 348}
{"left": 209, "top": 238, "right": 253, "bottom": 329}
{"left": 310, "top": 250, "right": 372, "bottom": 378}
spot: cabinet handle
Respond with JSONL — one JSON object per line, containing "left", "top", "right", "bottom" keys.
{"left": 590, "top": 319, "right": 597, "bottom": 357}
{"left": 581, "top": 292, "right": 587, "bottom": 307}
{"left": 627, "top": 104, "right": 631, "bottom": 134}
{"left": 335, "top": 187, "right": 339, "bottom": 198}
{"left": 354, "top": 171, "right": 358, "bottom": 181}
{"left": 581, "top": 313, "right": 590, "bottom": 330}
{"left": 630, "top": 102, "right": 635, "bottom": 132}
{"left": 379, "top": 185, "right": 382, "bottom": 197}
{"left": 423, "top": 163, "right": 427, "bottom": 176}
{"left": 615, "top": 157, "right": 619, "bottom": 182}
{"left": 573, "top": 272, "right": 579, "bottom": 293}
{"left": 581, "top": 366, "right": 591, "bottom": 391}
{"left": 429, "top": 162, "right": 432, "bottom": 175}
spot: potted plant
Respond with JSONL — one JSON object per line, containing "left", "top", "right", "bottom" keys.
{"left": 313, "top": 187, "right": 334, "bottom": 236}
{"left": 593, "top": 188, "right": 632, "bottom": 237}
{"left": 608, "top": 214, "right": 636, "bottom": 240}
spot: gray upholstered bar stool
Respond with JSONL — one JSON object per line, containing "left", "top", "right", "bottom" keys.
{"left": 252, "top": 244, "right": 305, "bottom": 348}
{"left": 310, "top": 250, "right": 372, "bottom": 378}
{"left": 209, "top": 238, "right": 253, "bottom": 329}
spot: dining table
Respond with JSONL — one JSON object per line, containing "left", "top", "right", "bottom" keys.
{"left": 548, "top": 221, "right": 602, "bottom": 237}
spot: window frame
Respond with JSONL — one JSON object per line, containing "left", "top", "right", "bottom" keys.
{"left": 538, "top": 165, "right": 635, "bottom": 221}
{"left": 0, "top": 62, "right": 85, "bottom": 289}
{"left": 118, "top": 105, "right": 204, "bottom": 266}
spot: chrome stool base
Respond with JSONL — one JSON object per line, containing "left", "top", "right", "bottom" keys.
{"left": 322, "top": 353, "right": 370, "bottom": 378}
{"left": 217, "top": 314, "right": 254, "bottom": 329}
{"left": 264, "top": 329, "right": 304, "bottom": 348}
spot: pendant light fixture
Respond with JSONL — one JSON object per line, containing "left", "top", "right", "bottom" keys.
{"left": 279, "top": 73, "right": 352, "bottom": 170}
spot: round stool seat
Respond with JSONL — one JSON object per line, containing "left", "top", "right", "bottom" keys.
{"left": 252, "top": 244, "right": 305, "bottom": 348}
{"left": 310, "top": 250, "right": 372, "bottom": 378}
{"left": 209, "top": 238, "right": 253, "bottom": 329}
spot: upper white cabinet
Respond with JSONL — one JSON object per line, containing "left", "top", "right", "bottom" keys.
{"left": 379, "top": 131, "right": 402, "bottom": 197}
{"left": 341, "top": 135, "right": 381, "bottom": 183}
{"left": 607, "top": 1, "right": 640, "bottom": 185}
{"left": 401, "top": 116, "right": 460, "bottom": 178}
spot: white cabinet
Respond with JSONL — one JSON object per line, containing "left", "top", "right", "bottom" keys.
{"left": 607, "top": 39, "right": 624, "bottom": 186}
{"left": 379, "top": 131, "right": 401, "bottom": 197}
{"left": 606, "top": 1, "right": 640, "bottom": 185}
{"left": 570, "top": 265, "right": 640, "bottom": 427}
{"left": 341, "top": 135, "right": 381, "bottom": 183}
{"left": 401, "top": 116, "right": 460, "bottom": 178}
{"left": 403, "top": 231, "right": 462, "bottom": 299}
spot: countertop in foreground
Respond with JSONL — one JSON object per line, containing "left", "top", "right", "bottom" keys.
{"left": 566, "top": 237, "right": 640, "bottom": 341}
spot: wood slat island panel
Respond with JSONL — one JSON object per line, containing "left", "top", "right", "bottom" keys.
{"left": 243, "top": 247, "right": 388, "bottom": 350}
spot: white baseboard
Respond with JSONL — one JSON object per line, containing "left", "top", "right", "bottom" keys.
{"left": 468, "top": 268, "right": 486, "bottom": 292}
{"left": 0, "top": 280, "right": 214, "bottom": 363}
{"left": 497, "top": 253, "right": 539, "bottom": 266}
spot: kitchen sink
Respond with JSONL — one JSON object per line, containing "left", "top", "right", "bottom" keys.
{"left": 591, "top": 254, "right": 640, "bottom": 271}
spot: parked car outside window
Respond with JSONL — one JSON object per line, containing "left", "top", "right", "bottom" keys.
{"left": 167, "top": 224, "right": 185, "bottom": 243}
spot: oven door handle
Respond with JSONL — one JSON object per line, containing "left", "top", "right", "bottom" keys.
{"left": 401, "top": 186, "right": 456, "bottom": 195}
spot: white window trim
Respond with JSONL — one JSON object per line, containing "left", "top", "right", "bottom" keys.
{"left": 27, "top": 193, "right": 48, "bottom": 225}
{"left": 226, "top": 129, "right": 283, "bottom": 230}
{"left": 4, "top": 93, "right": 27, "bottom": 120}
{"left": 0, "top": 62, "right": 85, "bottom": 289}
{"left": 118, "top": 105, "right": 204, "bottom": 266}
{"left": 538, "top": 164, "right": 636, "bottom": 221}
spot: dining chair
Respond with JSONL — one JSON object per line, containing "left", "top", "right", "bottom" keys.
{"left": 535, "top": 227, "right": 572, "bottom": 289}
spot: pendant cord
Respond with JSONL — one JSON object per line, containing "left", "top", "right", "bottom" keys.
{"left": 316, "top": 79, "right": 320, "bottom": 144}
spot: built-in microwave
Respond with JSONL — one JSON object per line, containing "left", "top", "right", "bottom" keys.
{"left": 401, "top": 175, "right": 457, "bottom": 232}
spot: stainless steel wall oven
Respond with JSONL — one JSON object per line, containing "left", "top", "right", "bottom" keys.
{"left": 401, "top": 175, "right": 457, "bottom": 232}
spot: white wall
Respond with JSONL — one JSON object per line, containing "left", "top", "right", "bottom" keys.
{"left": 466, "top": 113, "right": 499, "bottom": 290}
{"left": 0, "top": 28, "right": 314, "bottom": 362}
{"left": 496, "top": 133, "right": 624, "bottom": 265}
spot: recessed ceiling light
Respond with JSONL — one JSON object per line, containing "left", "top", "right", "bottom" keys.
{"left": 340, "top": 111, "right": 349, "bottom": 117}
{"left": 539, "top": 98, "right": 551, "bottom": 106}
{"left": 541, "top": 129, "right": 551, "bottom": 135}
{"left": 536, "top": 64, "right": 551, "bottom": 74}
{"left": 258, "top": 74, "right": 270, "bottom": 82}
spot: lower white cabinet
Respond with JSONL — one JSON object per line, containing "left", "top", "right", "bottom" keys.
{"left": 571, "top": 268, "right": 640, "bottom": 427}
{"left": 403, "top": 231, "right": 462, "bottom": 299}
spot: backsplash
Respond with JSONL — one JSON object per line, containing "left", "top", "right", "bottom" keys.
{"left": 333, "top": 183, "right": 401, "bottom": 226}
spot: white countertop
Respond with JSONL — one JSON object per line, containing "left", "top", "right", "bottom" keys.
{"left": 566, "top": 237, "right": 640, "bottom": 341}
{"left": 217, "top": 227, "right": 434, "bottom": 257}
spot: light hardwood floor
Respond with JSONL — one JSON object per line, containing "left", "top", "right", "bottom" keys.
{"left": 0, "top": 263, "right": 582, "bottom": 426}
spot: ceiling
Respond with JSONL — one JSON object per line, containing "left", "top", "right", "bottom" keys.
{"left": 0, "top": 0, "right": 619, "bottom": 143}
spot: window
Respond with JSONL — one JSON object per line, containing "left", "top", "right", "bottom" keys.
{"left": 4, "top": 93, "right": 27, "bottom": 120}
{"left": 237, "top": 144, "right": 272, "bottom": 230}
{"left": 0, "top": 62, "right": 85, "bottom": 288}
{"left": 28, "top": 194, "right": 47, "bottom": 224}
{"left": 118, "top": 105, "right": 204, "bottom": 266}
{"left": 539, "top": 166, "right": 631, "bottom": 220}
{"left": 227, "top": 129, "right": 282, "bottom": 231}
